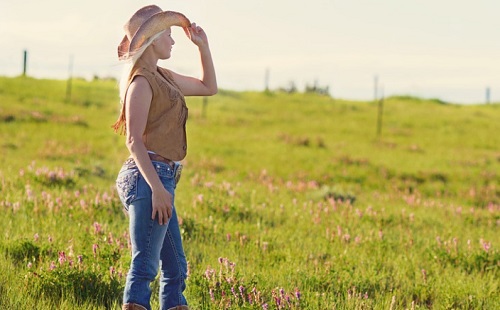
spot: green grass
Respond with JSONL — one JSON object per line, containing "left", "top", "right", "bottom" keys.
{"left": 0, "top": 76, "right": 498, "bottom": 309}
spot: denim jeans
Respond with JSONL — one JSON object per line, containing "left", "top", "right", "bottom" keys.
{"left": 116, "top": 159, "right": 187, "bottom": 310}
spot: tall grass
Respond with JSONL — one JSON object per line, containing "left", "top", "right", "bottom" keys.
{"left": 0, "top": 76, "right": 498, "bottom": 309}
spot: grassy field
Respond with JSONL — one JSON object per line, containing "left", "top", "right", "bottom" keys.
{"left": 0, "top": 76, "right": 498, "bottom": 309}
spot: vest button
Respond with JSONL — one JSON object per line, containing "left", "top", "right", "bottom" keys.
{"left": 183, "top": 145, "right": 187, "bottom": 150}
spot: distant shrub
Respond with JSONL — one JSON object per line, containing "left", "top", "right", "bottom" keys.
{"left": 305, "top": 82, "right": 330, "bottom": 96}
{"left": 278, "top": 133, "right": 326, "bottom": 148}
{"left": 277, "top": 81, "right": 298, "bottom": 94}
{"left": 1, "top": 114, "right": 16, "bottom": 122}
{"left": 3, "top": 239, "right": 49, "bottom": 266}
{"left": 316, "top": 185, "right": 356, "bottom": 204}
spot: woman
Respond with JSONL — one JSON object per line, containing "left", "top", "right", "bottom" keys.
{"left": 113, "top": 5, "right": 217, "bottom": 310}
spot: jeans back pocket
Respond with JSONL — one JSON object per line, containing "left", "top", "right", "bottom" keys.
{"left": 116, "top": 170, "right": 139, "bottom": 209}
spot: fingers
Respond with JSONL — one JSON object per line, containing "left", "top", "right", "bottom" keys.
{"left": 151, "top": 189, "right": 173, "bottom": 225}
{"left": 152, "top": 206, "right": 172, "bottom": 225}
{"left": 190, "top": 22, "right": 204, "bottom": 34}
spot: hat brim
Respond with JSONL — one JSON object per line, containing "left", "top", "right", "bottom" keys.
{"left": 118, "top": 11, "right": 190, "bottom": 60}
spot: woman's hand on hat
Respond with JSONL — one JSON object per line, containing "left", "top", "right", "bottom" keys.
{"left": 184, "top": 22, "right": 209, "bottom": 48}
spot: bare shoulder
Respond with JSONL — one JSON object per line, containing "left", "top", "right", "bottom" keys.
{"left": 129, "top": 75, "right": 152, "bottom": 92}
{"left": 127, "top": 75, "right": 153, "bottom": 102}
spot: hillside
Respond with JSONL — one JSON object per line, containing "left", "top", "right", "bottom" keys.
{"left": 0, "top": 76, "right": 498, "bottom": 309}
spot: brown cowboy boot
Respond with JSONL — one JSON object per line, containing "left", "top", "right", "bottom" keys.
{"left": 122, "top": 303, "right": 147, "bottom": 310}
{"left": 167, "top": 306, "right": 189, "bottom": 310}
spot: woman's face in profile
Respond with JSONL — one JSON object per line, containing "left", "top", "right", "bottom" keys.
{"left": 155, "top": 28, "right": 175, "bottom": 59}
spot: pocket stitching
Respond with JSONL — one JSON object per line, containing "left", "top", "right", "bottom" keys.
{"left": 116, "top": 171, "right": 139, "bottom": 207}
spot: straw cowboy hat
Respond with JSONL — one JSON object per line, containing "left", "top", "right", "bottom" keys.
{"left": 118, "top": 5, "right": 191, "bottom": 60}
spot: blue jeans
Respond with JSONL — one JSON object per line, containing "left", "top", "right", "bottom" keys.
{"left": 116, "top": 159, "right": 187, "bottom": 310}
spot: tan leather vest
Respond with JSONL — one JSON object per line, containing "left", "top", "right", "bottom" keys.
{"left": 113, "top": 61, "right": 188, "bottom": 161}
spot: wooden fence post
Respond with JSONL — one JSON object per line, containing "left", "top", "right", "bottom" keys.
{"left": 265, "top": 68, "right": 270, "bottom": 92}
{"left": 22, "top": 50, "right": 28, "bottom": 76}
{"left": 66, "top": 55, "right": 74, "bottom": 102}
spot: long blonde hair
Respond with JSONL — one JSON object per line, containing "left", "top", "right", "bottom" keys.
{"left": 118, "top": 31, "right": 165, "bottom": 102}
{"left": 113, "top": 31, "right": 165, "bottom": 134}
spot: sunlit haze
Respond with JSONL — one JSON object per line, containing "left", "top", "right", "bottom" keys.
{"left": 1, "top": 0, "right": 499, "bottom": 103}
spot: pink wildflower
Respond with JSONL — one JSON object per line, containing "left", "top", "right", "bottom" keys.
{"left": 356, "top": 209, "right": 363, "bottom": 218}
{"left": 239, "top": 285, "right": 246, "bottom": 301}
{"left": 481, "top": 240, "right": 491, "bottom": 252}
{"left": 231, "top": 286, "right": 238, "bottom": 298}
{"left": 93, "top": 222, "right": 102, "bottom": 234}
{"left": 209, "top": 288, "right": 215, "bottom": 301}
{"left": 436, "top": 236, "right": 442, "bottom": 247}
{"left": 204, "top": 267, "right": 214, "bottom": 280}
{"left": 421, "top": 269, "right": 427, "bottom": 283}
{"left": 25, "top": 185, "right": 34, "bottom": 200}
{"left": 262, "top": 242, "right": 269, "bottom": 251}
{"left": 58, "top": 251, "right": 66, "bottom": 265}
{"left": 92, "top": 243, "right": 99, "bottom": 257}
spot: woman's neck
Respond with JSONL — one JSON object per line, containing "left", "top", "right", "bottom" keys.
{"left": 137, "top": 49, "right": 159, "bottom": 72}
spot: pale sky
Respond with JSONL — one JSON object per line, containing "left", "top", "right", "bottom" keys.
{"left": 1, "top": 0, "right": 499, "bottom": 103}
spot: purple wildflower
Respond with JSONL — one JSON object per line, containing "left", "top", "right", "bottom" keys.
{"left": 295, "top": 287, "right": 301, "bottom": 300}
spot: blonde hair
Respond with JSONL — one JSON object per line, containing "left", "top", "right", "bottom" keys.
{"left": 118, "top": 31, "right": 165, "bottom": 102}
{"left": 113, "top": 31, "right": 165, "bottom": 134}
